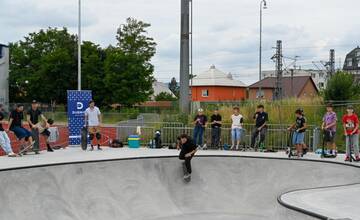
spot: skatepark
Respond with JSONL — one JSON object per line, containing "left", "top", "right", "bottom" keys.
{"left": 0, "top": 148, "right": 359, "bottom": 220}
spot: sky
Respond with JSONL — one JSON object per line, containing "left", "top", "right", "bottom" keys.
{"left": 1, "top": 0, "right": 360, "bottom": 85}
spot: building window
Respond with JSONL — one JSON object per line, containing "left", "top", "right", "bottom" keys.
{"left": 356, "top": 50, "right": 360, "bottom": 57}
{"left": 319, "top": 82, "right": 324, "bottom": 88}
{"left": 347, "top": 59, "right": 353, "bottom": 67}
{"left": 256, "top": 90, "right": 265, "bottom": 99}
{"left": 201, "top": 89, "right": 209, "bottom": 97}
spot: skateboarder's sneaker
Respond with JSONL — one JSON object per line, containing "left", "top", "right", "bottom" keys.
{"left": 35, "top": 151, "right": 40, "bottom": 155}
{"left": 345, "top": 156, "right": 350, "bottom": 162}
{"left": 47, "top": 146, "right": 54, "bottom": 152}
{"left": 97, "top": 145, "right": 102, "bottom": 151}
{"left": 90, "top": 145, "right": 94, "bottom": 151}
{"left": 8, "top": 152, "right": 17, "bottom": 157}
{"left": 183, "top": 173, "right": 191, "bottom": 179}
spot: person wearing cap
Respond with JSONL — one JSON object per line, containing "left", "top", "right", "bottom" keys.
{"left": 193, "top": 108, "right": 207, "bottom": 148}
{"left": 84, "top": 100, "right": 102, "bottom": 151}
{"left": 8, "top": 104, "right": 34, "bottom": 151}
{"left": 27, "top": 100, "right": 53, "bottom": 153}
{"left": 230, "top": 106, "right": 244, "bottom": 150}
{"left": 321, "top": 103, "right": 338, "bottom": 156}
{"left": 287, "top": 108, "right": 307, "bottom": 157}
{"left": 210, "top": 109, "right": 222, "bottom": 149}
{"left": 342, "top": 105, "right": 359, "bottom": 161}
{"left": 0, "top": 110, "right": 17, "bottom": 157}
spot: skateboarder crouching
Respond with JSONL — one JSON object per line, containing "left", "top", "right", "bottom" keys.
{"left": 178, "top": 134, "right": 197, "bottom": 179}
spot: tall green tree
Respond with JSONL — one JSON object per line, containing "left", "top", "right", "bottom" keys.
{"left": 9, "top": 28, "right": 77, "bottom": 104}
{"left": 81, "top": 41, "right": 107, "bottom": 106}
{"left": 324, "top": 71, "right": 360, "bottom": 101}
{"left": 168, "top": 77, "right": 179, "bottom": 97}
{"left": 104, "top": 18, "right": 157, "bottom": 106}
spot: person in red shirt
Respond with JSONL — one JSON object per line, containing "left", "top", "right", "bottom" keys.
{"left": 342, "top": 105, "right": 359, "bottom": 161}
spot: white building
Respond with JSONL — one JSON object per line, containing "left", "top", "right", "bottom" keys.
{"left": 262, "top": 69, "right": 327, "bottom": 90}
{"left": 150, "top": 81, "right": 176, "bottom": 100}
{"left": 0, "top": 44, "right": 9, "bottom": 110}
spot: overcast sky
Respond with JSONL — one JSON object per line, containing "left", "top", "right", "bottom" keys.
{"left": 1, "top": 0, "right": 359, "bottom": 85}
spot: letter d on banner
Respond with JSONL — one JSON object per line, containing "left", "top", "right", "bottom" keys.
{"left": 67, "top": 90, "right": 92, "bottom": 146}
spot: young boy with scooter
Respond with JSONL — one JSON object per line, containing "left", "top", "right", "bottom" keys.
{"left": 288, "top": 109, "right": 307, "bottom": 158}
{"left": 342, "top": 105, "right": 360, "bottom": 162}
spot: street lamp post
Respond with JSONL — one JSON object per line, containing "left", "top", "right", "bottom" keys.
{"left": 78, "top": 0, "right": 81, "bottom": 91}
{"left": 259, "top": 0, "right": 267, "bottom": 81}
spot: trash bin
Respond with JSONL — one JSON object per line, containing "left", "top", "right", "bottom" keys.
{"left": 128, "top": 135, "right": 140, "bottom": 148}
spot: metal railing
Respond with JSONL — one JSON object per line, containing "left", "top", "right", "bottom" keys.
{"left": 101, "top": 123, "right": 318, "bottom": 151}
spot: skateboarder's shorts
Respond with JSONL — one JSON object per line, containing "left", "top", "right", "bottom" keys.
{"left": 292, "top": 131, "right": 305, "bottom": 145}
{"left": 89, "top": 126, "right": 101, "bottom": 140}
{"left": 324, "top": 130, "right": 336, "bottom": 143}
{"left": 11, "top": 126, "right": 32, "bottom": 140}
{"left": 41, "top": 129, "right": 51, "bottom": 137}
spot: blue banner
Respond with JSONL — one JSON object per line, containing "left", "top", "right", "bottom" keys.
{"left": 67, "top": 90, "right": 92, "bottom": 145}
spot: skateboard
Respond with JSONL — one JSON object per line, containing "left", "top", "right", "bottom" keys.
{"left": 182, "top": 162, "right": 191, "bottom": 182}
{"left": 18, "top": 141, "right": 35, "bottom": 156}
{"left": 81, "top": 126, "right": 88, "bottom": 151}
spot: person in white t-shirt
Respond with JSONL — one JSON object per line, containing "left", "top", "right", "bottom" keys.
{"left": 85, "top": 100, "right": 102, "bottom": 151}
{"left": 231, "top": 106, "right": 244, "bottom": 150}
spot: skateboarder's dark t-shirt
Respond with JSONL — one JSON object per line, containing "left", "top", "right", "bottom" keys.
{"left": 211, "top": 114, "right": 222, "bottom": 128}
{"left": 295, "top": 116, "right": 306, "bottom": 133}
{"left": 181, "top": 138, "right": 197, "bottom": 154}
{"left": 9, "top": 110, "right": 23, "bottom": 129}
{"left": 27, "top": 109, "right": 42, "bottom": 126}
{"left": 254, "top": 111, "right": 268, "bottom": 128}
{"left": 0, "top": 112, "right": 4, "bottom": 131}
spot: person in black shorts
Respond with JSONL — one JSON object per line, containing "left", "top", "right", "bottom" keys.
{"left": 178, "top": 134, "right": 197, "bottom": 179}
{"left": 250, "top": 105, "right": 268, "bottom": 151}
{"left": 210, "top": 109, "right": 222, "bottom": 149}
{"left": 8, "top": 104, "right": 34, "bottom": 149}
{"left": 27, "top": 100, "right": 53, "bottom": 153}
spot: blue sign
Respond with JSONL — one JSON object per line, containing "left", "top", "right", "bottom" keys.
{"left": 67, "top": 90, "right": 92, "bottom": 145}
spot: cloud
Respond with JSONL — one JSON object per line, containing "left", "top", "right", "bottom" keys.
{"left": 0, "top": 0, "right": 359, "bottom": 85}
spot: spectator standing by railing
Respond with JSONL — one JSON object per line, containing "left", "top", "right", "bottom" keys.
{"left": 193, "top": 108, "right": 207, "bottom": 148}
{"left": 250, "top": 105, "right": 268, "bottom": 151}
{"left": 230, "top": 107, "right": 244, "bottom": 150}
{"left": 321, "top": 103, "right": 337, "bottom": 156}
{"left": 210, "top": 109, "right": 222, "bottom": 149}
{"left": 343, "top": 105, "right": 360, "bottom": 161}
{"left": 288, "top": 109, "right": 307, "bottom": 157}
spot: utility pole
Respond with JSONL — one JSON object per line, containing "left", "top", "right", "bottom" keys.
{"left": 179, "top": 0, "right": 190, "bottom": 114}
{"left": 259, "top": 0, "right": 267, "bottom": 81}
{"left": 273, "top": 40, "right": 283, "bottom": 100}
{"left": 78, "top": 0, "right": 81, "bottom": 91}
{"left": 329, "top": 49, "right": 335, "bottom": 76}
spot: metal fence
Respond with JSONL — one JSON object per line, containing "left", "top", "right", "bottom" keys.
{"left": 102, "top": 123, "right": 319, "bottom": 151}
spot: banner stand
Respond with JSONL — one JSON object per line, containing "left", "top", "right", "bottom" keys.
{"left": 67, "top": 90, "right": 92, "bottom": 147}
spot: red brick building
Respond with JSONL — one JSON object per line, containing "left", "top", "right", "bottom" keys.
{"left": 191, "top": 65, "right": 247, "bottom": 102}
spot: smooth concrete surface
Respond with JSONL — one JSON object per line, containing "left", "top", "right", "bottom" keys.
{"left": 281, "top": 184, "right": 360, "bottom": 220}
{"left": 0, "top": 148, "right": 359, "bottom": 220}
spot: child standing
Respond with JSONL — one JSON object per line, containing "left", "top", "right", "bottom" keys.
{"left": 231, "top": 107, "right": 244, "bottom": 150}
{"left": 342, "top": 105, "right": 359, "bottom": 161}
{"left": 321, "top": 103, "right": 338, "bottom": 156}
{"left": 288, "top": 109, "right": 307, "bottom": 157}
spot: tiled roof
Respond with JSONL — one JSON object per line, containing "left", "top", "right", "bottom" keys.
{"left": 249, "top": 76, "right": 318, "bottom": 97}
{"left": 191, "top": 65, "right": 247, "bottom": 87}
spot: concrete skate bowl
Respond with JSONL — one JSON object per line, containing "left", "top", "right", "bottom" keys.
{"left": 0, "top": 156, "right": 359, "bottom": 220}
